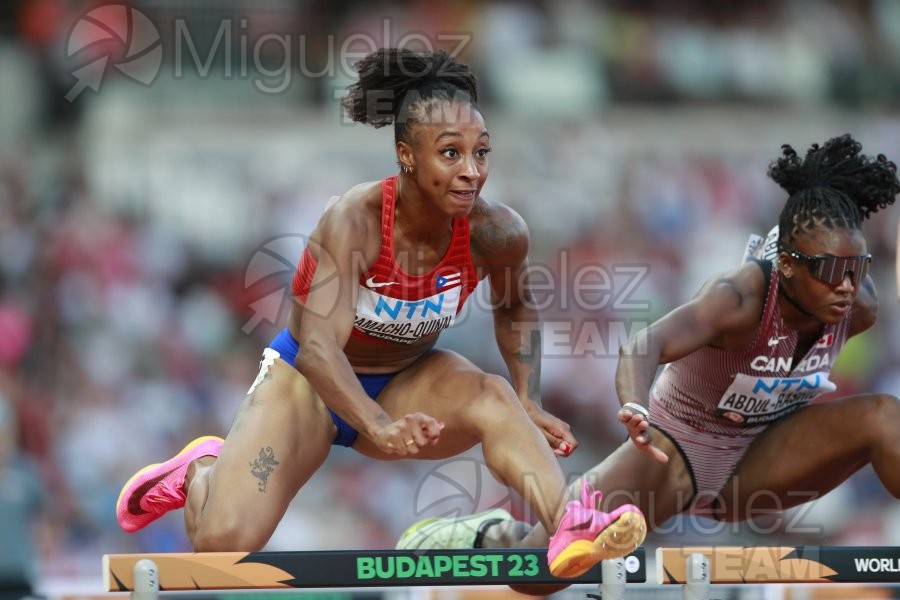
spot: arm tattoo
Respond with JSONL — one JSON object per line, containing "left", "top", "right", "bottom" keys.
{"left": 344, "top": 410, "right": 392, "bottom": 437}
{"left": 471, "top": 203, "right": 491, "bottom": 217}
{"left": 471, "top": 203, "right": 516, "bottom": 256}
{"left": 474, "top": 220, "right": 513, "bottom": 255}
{"left": 249, "top": 446, "right": 280, "bottom": 492}
{"left": 527, "top": 365, "right": 541, "bottom": 404}
{"left": 512, "top": 327, "right": 542, "bottom": 405}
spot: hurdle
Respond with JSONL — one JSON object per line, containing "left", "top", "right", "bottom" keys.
{"left": 102, "top": 548, "right": 646, "bottom": 599}
{"left": 103, "top": 546, "right": 900, "bottom": 599}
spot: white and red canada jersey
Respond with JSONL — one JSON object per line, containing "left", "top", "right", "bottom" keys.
{"left": 651, "top": 264, "right": 851, "bottom": 434}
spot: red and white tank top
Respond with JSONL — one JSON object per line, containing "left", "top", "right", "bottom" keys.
{"left": 651, "top": 263, "right": 851, "bottom": 434}
{"left": 292, "top": 176, "right": 480, "bottom": 344}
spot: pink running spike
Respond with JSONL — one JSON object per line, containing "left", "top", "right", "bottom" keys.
{"left": 116, "top": 436, "right": 223, "bottom": 533}
{"left": 547, "top": 482, "right": 646, "bottom": 578}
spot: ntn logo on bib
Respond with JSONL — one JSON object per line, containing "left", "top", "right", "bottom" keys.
{"left": 717, "top": 372, "right": 836, "bottom": 426}
{"left": 354, "top": 285, "right": 461, "bottom": 344}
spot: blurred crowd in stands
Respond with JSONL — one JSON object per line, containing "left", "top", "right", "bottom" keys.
{"left": 0, "top": 0, "right": 899, "bottom": 591}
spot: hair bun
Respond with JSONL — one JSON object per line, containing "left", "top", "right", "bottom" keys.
{"left": 341, "top": 48, "right": 479, "bottom": 138}
{"left": 768, "top": 133, "right": 899, "bottom": 219}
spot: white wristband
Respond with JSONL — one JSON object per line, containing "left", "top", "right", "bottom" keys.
{"left": 622, "top": 402, "right": 649, "bottom": 419}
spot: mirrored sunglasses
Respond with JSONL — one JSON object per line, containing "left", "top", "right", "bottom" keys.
{"left": 784, "top": 248, "right": 872, "bottom": 286}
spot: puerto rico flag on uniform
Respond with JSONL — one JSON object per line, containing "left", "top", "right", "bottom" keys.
{"left": 436, "top": 271, "right": 461, "bottom": 291}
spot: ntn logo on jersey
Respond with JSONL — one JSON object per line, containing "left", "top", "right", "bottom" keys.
{"left": 356, "top": 285, "right": 461, "bottom": 323}
{"left": 752, "top": 372, "right": 823, "bottom": 394}
{"left": 375, "top": 295, "right": 445, "bottom": 319}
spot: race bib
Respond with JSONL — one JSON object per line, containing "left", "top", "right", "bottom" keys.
{"left": 354, "top": 286, "right": 460, "bottom": 344}
{"left": 717, "top": 372, "right": 835, "bottom": 426}
{"left": 742, "top": 226, "right": 779, "bottom": 264}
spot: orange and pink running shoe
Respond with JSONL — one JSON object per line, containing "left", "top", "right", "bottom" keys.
{"left": 116, "top": 436, "right": 223, "bottom": 533}
{"left": 547, "top": 480, "right": 646, "bottom": 578}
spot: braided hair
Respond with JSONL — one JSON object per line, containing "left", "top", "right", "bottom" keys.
{"left": 768, "top": 134, "right": 900, "bottom": 249}
{"left": 342, "top": 48, "right": 480, "bottom": 145}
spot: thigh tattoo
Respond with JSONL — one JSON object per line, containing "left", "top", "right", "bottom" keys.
{"left": 249, "top": 446, "right": 280, "bottom": 492}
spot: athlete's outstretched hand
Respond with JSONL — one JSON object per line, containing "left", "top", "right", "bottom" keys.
{"left": 617, "top": 405, "right": 668, "bottom": 463}
{"left": 526, "top": 404, "right": 578, "bottom": 457}
{"left": 371, "top": 413, "right": 444, "bottom": 456}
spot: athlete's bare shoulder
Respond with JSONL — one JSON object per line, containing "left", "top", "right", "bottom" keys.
{"left": 690, "top": 260, "right": 770, "bottom": 340}
{"left": 308, "top": 180, "right": 383, "bottom": 261}
{"left": 731, "top": 260, "right": 771, "bottom": 301}
{"left": 696, "top": 260, "right": 769, "bottom": 303}
{"left": 468, "top": 196, "right": 529, "bottom": 266}
{"left": 321, "top": 180, "right": 382, "bottom": 223}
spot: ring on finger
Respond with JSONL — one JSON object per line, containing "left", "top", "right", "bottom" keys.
{"left": 405, "top": 439, "right": 415, "bottom": 446}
